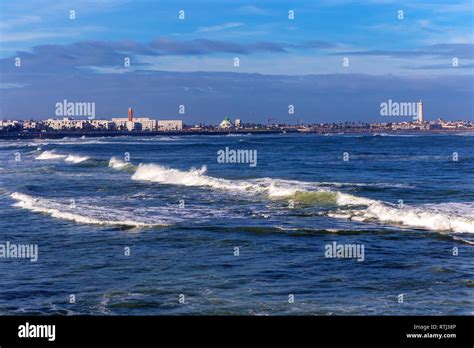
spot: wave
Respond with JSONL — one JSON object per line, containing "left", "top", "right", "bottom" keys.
{"left": 64, "top": 154, "right": 90, "bottom": 163}
{"left": 317, "top": 181, "right": 414, "bottom": 189}
{"left": 330, "top": 195, "right": 474, "bottom": 233}
{"left": 35, "top": 150, "right": 67, "bottom": 160}
{"left": 131, "top": 162, "right": 474, "bottom": 233}
{"left": 451, "top": 235, "right": 474, "bottom": 245}
{"left": 132, "top": 163, "right": 236, "bottom": 189}
{"left": 108, "top": 157, "right": 135, "bottom": 171}
{"left": 373, "top": 133, "right": 419, "bottom": 137}
{"left": 10, "top": 192, "right": 167, "bottom": 228}
{"left": 36, "top": 150, "right": 93, "bottom": 164}
{"left": 226, "top": 133, "right": 251, "bottom": 137}
{"left": 131, "top": 163, "right": 329, "bottom": 198}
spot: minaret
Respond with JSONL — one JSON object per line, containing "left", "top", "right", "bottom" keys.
{"left": 128, "top": 107, "right": 133, "bottom": 122}
{"left": 418, "top": 99, "right": 423, "bottom": 126}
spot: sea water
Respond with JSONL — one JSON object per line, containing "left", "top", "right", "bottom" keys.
{"left": 0, "top": 133, "right": 473, "bottom": 315}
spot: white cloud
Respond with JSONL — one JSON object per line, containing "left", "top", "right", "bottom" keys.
{"left": 134, "top": 53, "right": 458, "bottom": 76}
{"left": 1, "top": 31, "right": 74, "bottom": 43}
{"left": 0, "top": 26, "right": 105, "bottom": 43}
{"left": 85, "top": 66, "right": 129, "bottom": 74}
{"left": 0, "top": 83, "right": 27, "bottom": 89}
{"left": 197, "top": 22, "right": 244, "bottom": 33}
{"left": 237, "top": 5, "right": 268, "bottom": 15}
{"left": 0, "top": 15, "right": 42, "bottom": 30}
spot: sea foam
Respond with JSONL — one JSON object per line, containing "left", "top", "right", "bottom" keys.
{"left": 36, "top": 151, "right": 67, "bottom": 160}
{"left": 64, "top": 155, "right": 90, "bottom": 163}
{"left": 131, "top": 163, "right": 322, "bottom": 198}
{"left": 36, "top": 151, "right": 89, "bottom": 163}
{"left": 331, "top": 193, "right": 474, "bottom": 233}
{"left": 10, "top": 192, "right": 166, "bottom": 228}
{"left": 131, "top": 162, "right": 474, "bottom": 233}
{"left": 108, "top": 157, "right": 133, "bottom": 170}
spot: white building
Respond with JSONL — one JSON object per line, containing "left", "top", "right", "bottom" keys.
{"left": 157, "top": 120, "right": 183, "bottom": 131}
{"left": 134, "top": 118, "right": 156, "bottom": 131}
{"left": 45, "top": 118, "right": 86, "bottom": 130}
{"left": 90, "top": 120, "right": 114, "bottom": 130}
{"left": 0, "top": 120, "right": 22, "bottom": 129}
{"left": 219, "top": 116, "right": 233, "bottom": 129}
{"left": 112, "top": 117, "right": 155, "bottom": 131}
{"left": 111, "top": 118, "right": 128, "bottom": 130}
{"left": 126, "top": 121, "right": 141, "bottom": 131}
{"left": 23, "top": 120, "right": 37, "bottom": 129}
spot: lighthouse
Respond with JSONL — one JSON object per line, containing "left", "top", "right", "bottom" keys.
{"left": 418, "top": 100, "right": 423, "bottom": 126}
{"left": 128, "top": 107, "right": 133, "bottom": 122}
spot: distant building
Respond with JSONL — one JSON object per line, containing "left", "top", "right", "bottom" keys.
{"left": 219, "top": 116, "right": 233, "bottom": 129}
{"left": 126, "top": 121, "right": 141, "bottom": 131}
{"left": 135, "top": 118, "right": 157, "bottom": 131}
{"left": 157, "top": 120, "right": 183, "bottom": 131}
{"left": 234, "top": 118, "right": 241, "bottom": 128}
{"left": 45, "top": 118, "right": 86, "bottom": 130}
{"left": 418, "top": 99, "right": 423, "bottom": 126}
{"left": 90, "top": 119, "right": 114, "bottom": 130}
{"left": 111, "top": 107, "right": 155, "bottom": 131}
{"left": 111, "top": 118, "right": 128, "bottom": 130}
{"left": 112, "top": 119, "right": 140, "bottom": 131}
{"left": 23, "top": 120, "right": 37, "bottom": 129}
{"left": 0, "top": 120, "right": 22, "bottom": 129}
{"left": 112, "top": 117, "right": 153, "bottom": 131}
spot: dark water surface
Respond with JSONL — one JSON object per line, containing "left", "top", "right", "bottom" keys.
{"left": 0, "top": 133, "right": 473, "bottom": 315}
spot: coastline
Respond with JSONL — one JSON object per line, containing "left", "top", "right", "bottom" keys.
{"left": 0, "top": 127, "right": 472, "bottom": 139}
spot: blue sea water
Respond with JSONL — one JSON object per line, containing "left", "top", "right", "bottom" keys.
{"left": 0, "top": 133, "right": 473, "bottom": 315}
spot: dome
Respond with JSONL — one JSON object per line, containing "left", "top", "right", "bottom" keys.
{"left": 219, "top": 116, "right": 233, "bottom": 128}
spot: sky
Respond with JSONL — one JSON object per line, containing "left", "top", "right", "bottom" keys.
{"left": 0, "top": 0, "right": 473, "bottom": 124}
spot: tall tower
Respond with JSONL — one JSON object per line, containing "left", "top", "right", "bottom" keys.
{"left": 128, "top": 107, "right": 133, "bottom": 122}
{"left": 418, "top": 99, "right": 423, "bottom": 126}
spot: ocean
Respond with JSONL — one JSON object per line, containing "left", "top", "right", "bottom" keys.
{"left": 0, "top": 133, "right": 473, "bottom": 315}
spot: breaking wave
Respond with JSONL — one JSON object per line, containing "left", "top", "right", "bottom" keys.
{"left": 36, "top": 150, "right": 67, "bottom": 160}
{"left": 331, "top": 194, "right": 474, "bottom": 233}
{"left": 131, "top": 163, "right": 328, "bottom": 198}
{"left": 131, "top": 163, "right": 474, "bottom": 233}
{"left": 108, "top": 157, "right": 134, "bottom": 170}
{"left": 10, "top": 192, "right": 167, "bottom": 228}
{"left": 65, "top": 155, "right": 90, "bottom": 163}
{"left": 36, "top": 151, "right": 90, "bottom": 164}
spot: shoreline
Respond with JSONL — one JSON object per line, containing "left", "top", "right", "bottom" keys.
{"left": 0, "top": 128, "right": 472, "bottom": 139}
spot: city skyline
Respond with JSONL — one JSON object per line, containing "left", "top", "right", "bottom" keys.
{"left": 0, "top": 0, "right": 473, "bottom": 123}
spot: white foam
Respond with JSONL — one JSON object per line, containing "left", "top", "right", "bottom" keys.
{"left": 131, "top": 163, "right": 320, "bottom": 198}
{"left": 64, "top": 155, "right": 90, "bottom": 163}
{"left": 336, "top": 192, "right": 377, "bottom": 206}
{"left": 132, "top": 163, "right": 474, "bottom": 233}
{"left": 36, "top": 151, "right": 90, "bottom": 163}
{"left": 319, "top": 181, "right": 414, "bottom": 189}
{"left": 132, "top": 163, "right": 238, "bottom": 189}
{"left": 332, "top": 194, "right": 474, "bottom": 233}
{"left": 36, "top": 151, "right": 67, "bottom": 160}
{"left": 10, "top": 192, "right": 166, "bottom": 227}
{"left": 108, "top": 156, "right": 131, "bottom": 169}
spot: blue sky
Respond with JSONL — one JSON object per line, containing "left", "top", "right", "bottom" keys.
{"left": 0, "top": 0, "right": 473, "bottom": 123}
